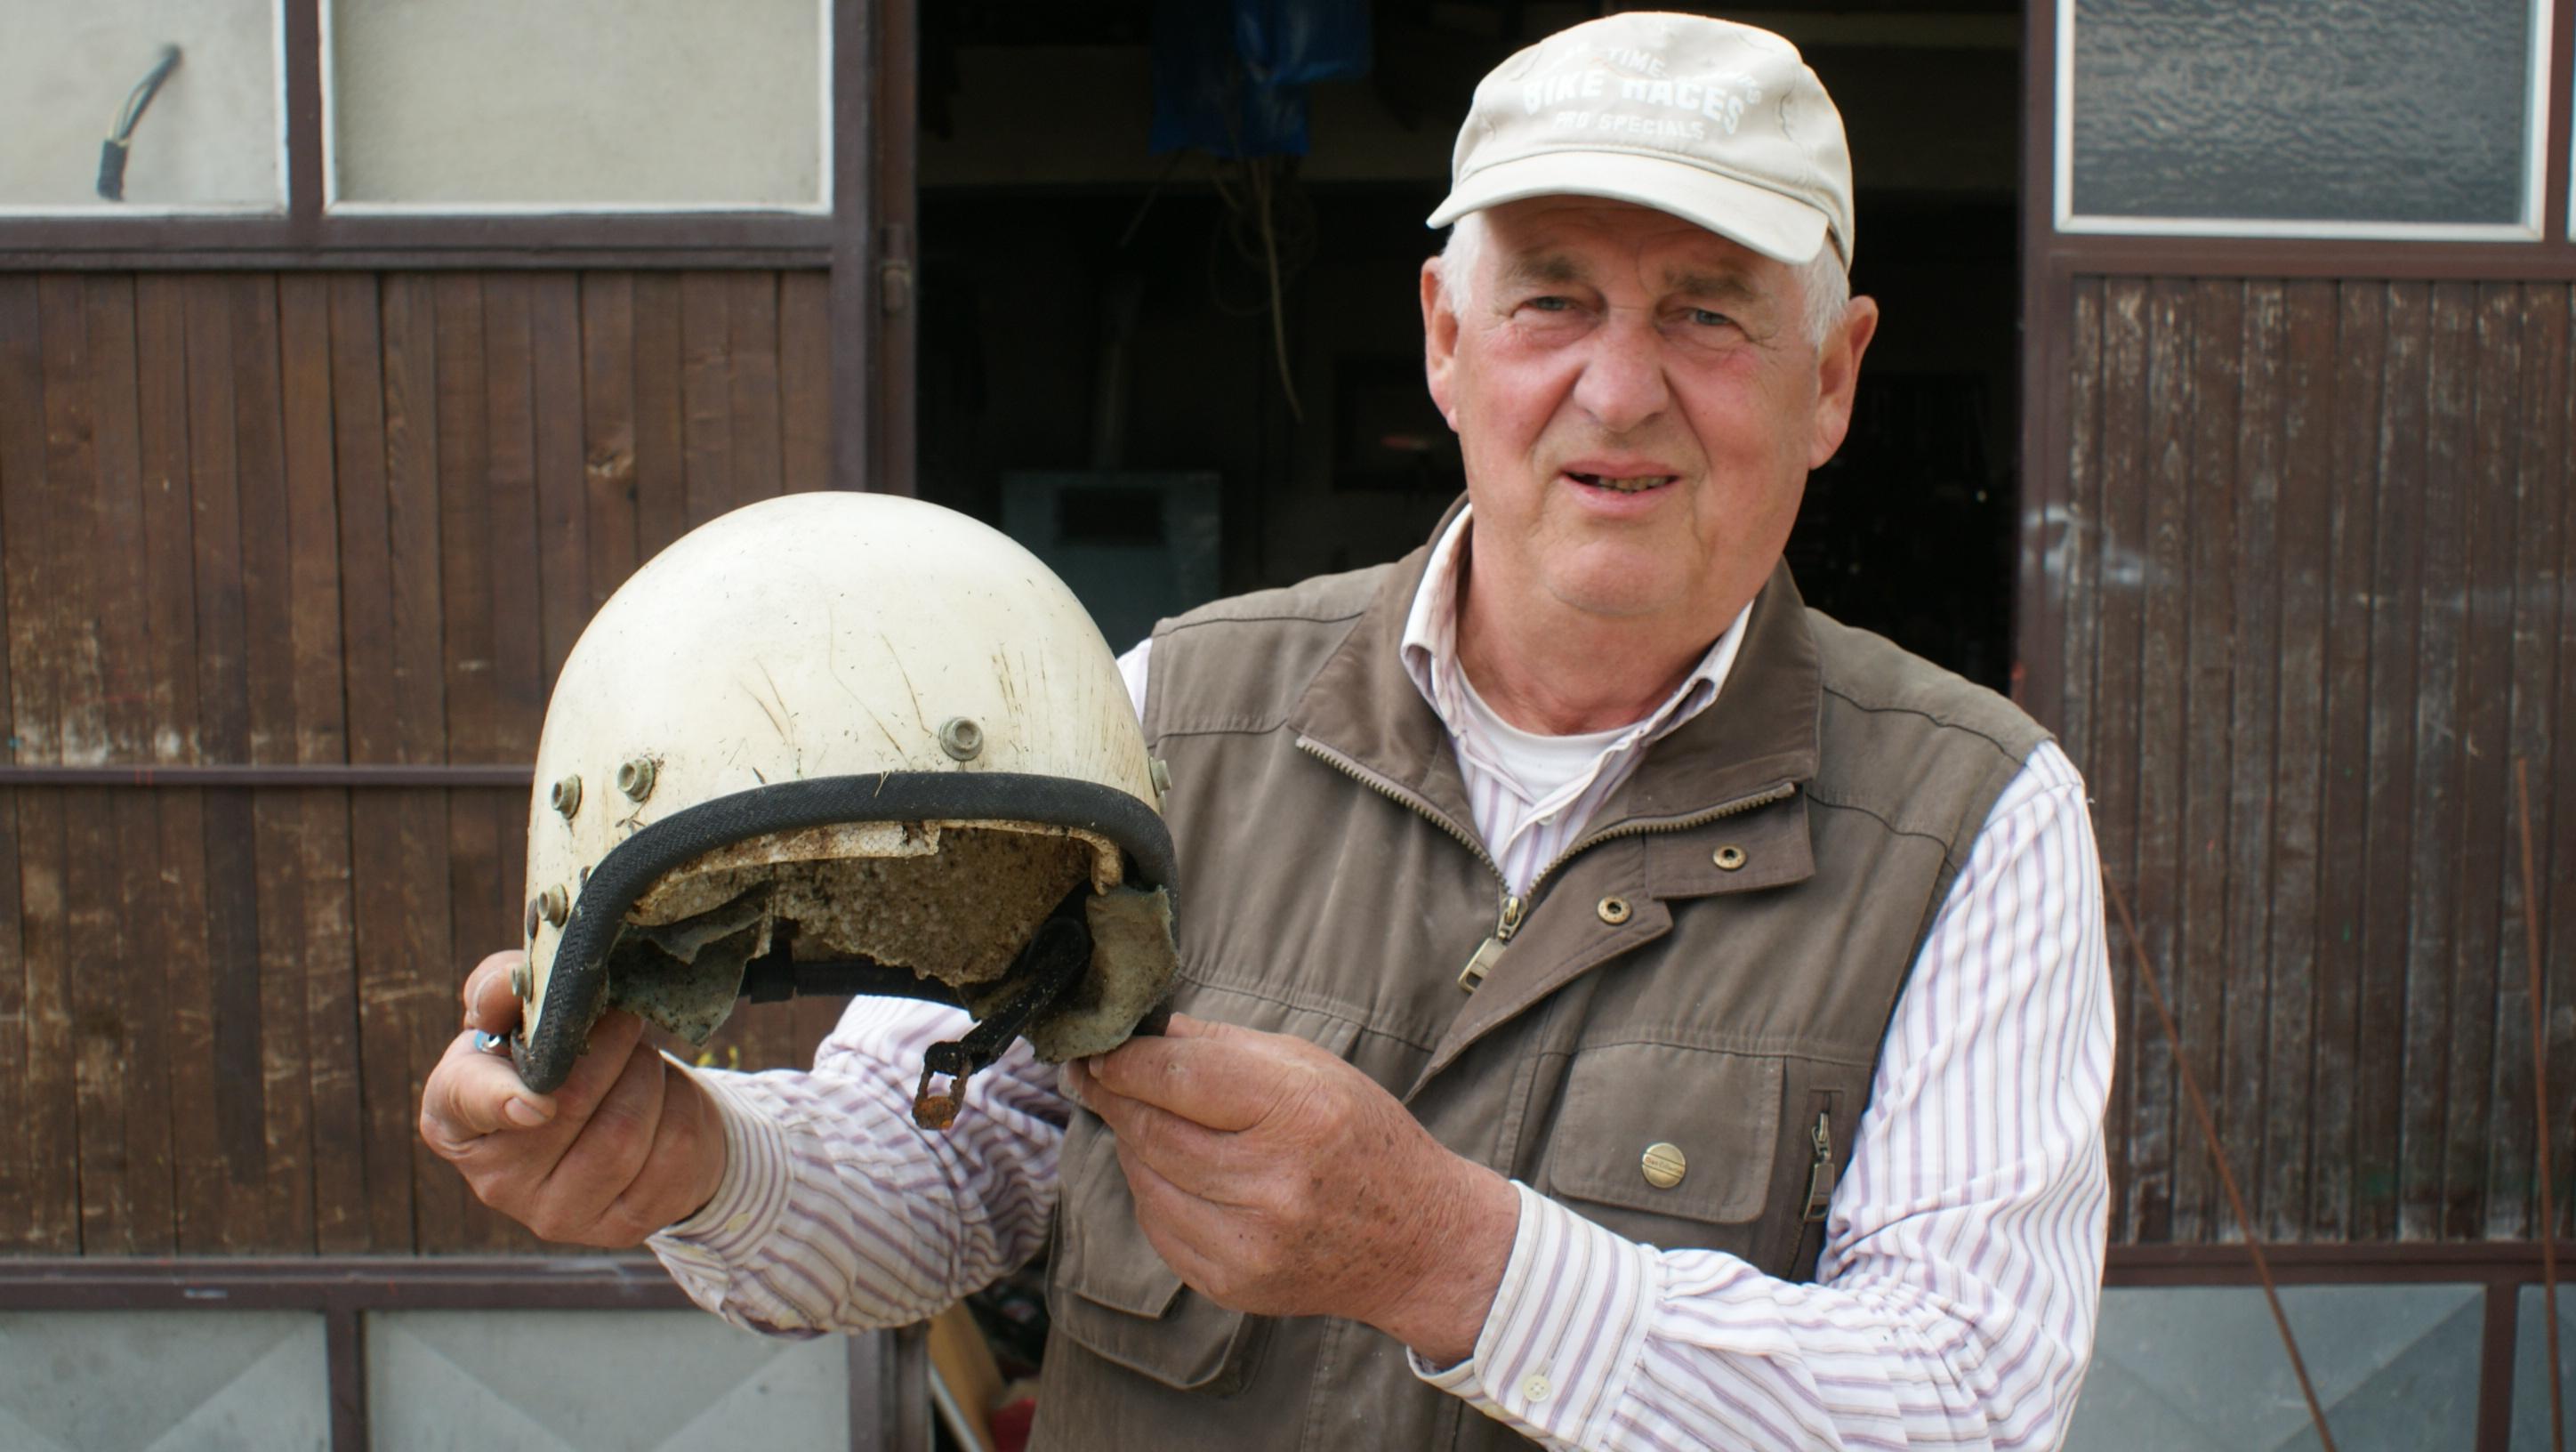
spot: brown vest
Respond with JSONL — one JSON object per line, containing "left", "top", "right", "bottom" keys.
{"left": 1032, "top": 538, "right": 2048, "bottom": 1450}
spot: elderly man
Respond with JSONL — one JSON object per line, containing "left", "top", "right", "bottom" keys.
{"left": 423, "top": 11, "right": 2111, "bottom": 1449}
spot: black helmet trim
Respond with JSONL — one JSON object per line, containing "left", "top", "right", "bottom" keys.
{"left": 513, "top": 770, "right": 1178, "bottom": 1093}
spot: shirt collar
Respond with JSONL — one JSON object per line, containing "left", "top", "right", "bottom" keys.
{"left": 1397, "top": 504, "right": 1752, "bottom": 758}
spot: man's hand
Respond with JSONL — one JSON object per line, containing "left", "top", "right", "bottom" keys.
{"left": 1067, "top": 1014, "right": 1519, "bottom": 1367}
{"left": 419, "top": 950, "right": 729, "bottom": 1247}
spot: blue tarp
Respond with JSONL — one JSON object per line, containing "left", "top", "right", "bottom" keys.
{"left": 1150, "top": 0, "right": 1372, "bottom": 158}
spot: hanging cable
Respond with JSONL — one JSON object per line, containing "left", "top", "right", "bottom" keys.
{"left": 97, "top": 44, "right": 183, "bottom": 202}
{"left": 2519, "top": 757, "right": 2564, "bottom": 1452}
{"left": 2101, "top": 869, "right": 2340, "bottom": 1452}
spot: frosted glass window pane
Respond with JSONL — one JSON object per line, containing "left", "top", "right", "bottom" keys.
{"left": 0, "top": 0, "right": 282, "bottom": 212}
{"left": 2067, "top": 0, "right": 2534, "bottom": 226}
{"left": 2514, "top": 1287, "right": 2576, "bottom": 1450}
{"left": 2066, "top": 1283, "right": 2483, "bottom": 1451}
{"left": 0, "top": 1311, "right": 328, "bottom": 1451}
{"left": 326, "top": 0, "right": 826, "bottom": 209}
{"left": 365, "top": 1309, "right": 849, "bottom": 1448}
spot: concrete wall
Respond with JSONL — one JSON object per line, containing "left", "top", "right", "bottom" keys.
{"left": 0, "top": 0, "right": 282, "bottom": 210}
{"left": 328, "top": 0, "right": 825, "bottom": 206}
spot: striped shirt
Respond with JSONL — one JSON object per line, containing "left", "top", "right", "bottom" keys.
{"left": 651, "top": 513, "right": 2113, "bottom": 1451}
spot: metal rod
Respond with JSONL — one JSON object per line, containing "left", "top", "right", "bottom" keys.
{"left": 2522, "top": 756, "right": 2565, "bottom": 1452}
{"left": 2102, "top": 868, "right": 2340, "bottom": 1452}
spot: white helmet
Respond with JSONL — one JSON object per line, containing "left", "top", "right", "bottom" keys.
{"left": 512, "top": 492, "right": 1179, "bottom": 1126}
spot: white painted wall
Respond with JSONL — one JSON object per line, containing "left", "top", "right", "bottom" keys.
{"left": 326, "top": 0, "right": 825, "bottom": 208}
{"left": 0, "top": 0, "right": 283, "bottom": 211}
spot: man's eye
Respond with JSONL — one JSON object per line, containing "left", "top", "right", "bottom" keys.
{"left": 1687, "top": 308, "right": 1734, "bottom": 328}
{"left": 1525, "top": 295, "right": 1574, "bottom": 312}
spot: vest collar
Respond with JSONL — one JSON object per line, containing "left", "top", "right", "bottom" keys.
{"left": 1285, "top": 504, "right": 1825, "bottom": 840}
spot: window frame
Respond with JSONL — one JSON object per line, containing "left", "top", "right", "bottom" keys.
{"left": 315, "top": 0, "right": 834, "bottom": 219}
{"left": 0, "top": 0, "right": 860, "bottom": 262}
{"left": 2053, "top": 0, "right": 2558, "bottom": 244}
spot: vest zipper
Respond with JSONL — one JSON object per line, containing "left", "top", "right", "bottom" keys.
{"left": 1294, "top": 737, "right": 1521, "bottom": 993}
{"left": 1520, "top": 779, "right": 1799, "bottom": 900}
{"left": 1785, "top": 1100, "right": 1837, "bottom": 1279}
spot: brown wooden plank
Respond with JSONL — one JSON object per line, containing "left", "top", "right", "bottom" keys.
{"left": 481, "top": 275, "right": 545, "bottom": 1254}
{"left": 383, "top": 273, "right": 464, "bottom": 1253}
{"left": 2127, "top": 278, "right": 2197, "bottom": 1245}
{"left": 728, "top": 272, "right": 785, "bottom": 510}
{"left": 2171, "top": 278, "right": 2239, "bottom": 1243}
{"left": 780, "top": 270, "right": 832, "bottom": 496}
{"left": 2095, "top": 277, "right": 2151, "bottom": 1245}
{"left": 581, "top": 272, "right": 641, "bottom": 607}
{"left": 37, "top": 278, "right": 133, "bottom": 1256}
{"left": 0, "top": 277, "right": 68, "bottom": 1252}
{"left": 2059, "top": 279, "right": 2105, "bottom": 784}
{"left": 2440, "top": 282, "right": 2520, "bottom": 1238}
{"left": 330, "top": 272, "right": 416, "bottom": 1252}
{"left": 2396, "top": 281, "right": 2473, "bottom": 1240}
{"left": 278, "top": 273, "right": 367, "bottom": 1254}
{"left": 2548, "top": 284, "right": 2576, "bottom": 1238}
{"left": 529, "top": 274, "right": 589, "bottom": 690}
{"left": 434, "top": 273, "right": 510, "bottom": 1253}
{"left": 2355, "top": 282, "right": 2427, "bottom": 1242}
{"left": 631, "top": 274, "right": 690, "bottom": 561}
{"left": 2222, "top": 280, "right": 2283, "bottom": 1238}
{"left": 2265, "top": 279, "right": 2336, "bottom": 1243}
{"left": 0, "top": 276, "right": 29, "bottom": 1249}
{"left": 680, "top": 274, "right": 734, "bottom": 529}
{"left": 133, "top": 273, "right": 214, "bottom": 1254}
{"left": 2314, "top": 281, "right": 2385, "bottom": 1241}
{"left": 2498, "top": 285, "right": 2571, "bottom": 1238}
{"left": 233, "top": 274, "right": 318, "bottom": 1253}
{"left": 82, "top": 274, "right": 178, "bottom": 1254}
{"left": 483, "top": 277, "right": 545, "bottom": 760}
{"left": 183, "top": 273, "right": 269, "bottom": 1252}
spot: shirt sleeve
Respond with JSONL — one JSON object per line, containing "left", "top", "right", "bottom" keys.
{"left": 647, "top": 996, "right": 1073, "bottom": 1337}
{"left": 646, "top": 636, "right": 1159, "bottom": 1336}
{"left": 1413, "top": 740, "right": 2114, "bottom": 1451}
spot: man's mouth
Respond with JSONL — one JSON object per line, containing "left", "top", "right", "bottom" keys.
{"left": 1566, "top": 471, "right": 1676, "bottom": 494}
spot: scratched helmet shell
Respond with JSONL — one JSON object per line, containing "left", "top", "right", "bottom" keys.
{"left": 512, "top": 492, "right": 1179, "bottom": 1106}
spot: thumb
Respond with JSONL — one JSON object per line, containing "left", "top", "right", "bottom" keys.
{"left": 421, "top": 1030, "right": 558, "bottom": 1148}
{"left": 1156, "top": 1012, "right": 1243, "bottom": 1042}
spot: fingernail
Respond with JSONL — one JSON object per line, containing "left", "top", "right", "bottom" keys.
{"left": 504, "top": 1097, "right": 551, "bottom": 1127}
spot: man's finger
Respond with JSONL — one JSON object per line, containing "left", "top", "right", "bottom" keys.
{"left": 1075, "top": 1061, "right": 1256, "bottom": 1198}
{"left": 533, "top": 1039, "right": 670, "bottom": 1233}
{"left": 543, "top": 1010, "right": 648, "bottom": 1123}
{"left": 463, "top": 951, "right": 526, "bottom": 1035}
{"left": 421, "top": 1029, "right": 559, "bottom": 1146}
{"left": 1086, "top": 1029, "right": 1288, "bottom": 1133}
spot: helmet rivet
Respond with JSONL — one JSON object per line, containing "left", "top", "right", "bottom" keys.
{"left": 539, "top": 884, "right": 571, "bottom": 927}
{"left": 549, "top": 774, "right": 582, "bottom": 819}
{"left": 1149, "top": 757, "right": 1172, "bottom": 798}
{"left": 523, "top": 898, "right": 543, "bottom": 938}
{"left": 616, "top": 757, "right": 657, "bottom": 802}
{"left": 938, "top": 717, "right": 985, "bottom": 762}
{"left": 509, "top": 963, "right": 530, "bottom": 1000}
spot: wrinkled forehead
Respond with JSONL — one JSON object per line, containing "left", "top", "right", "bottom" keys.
{"left": 1479, "top": 196, "right": 1790, "bottom": 297}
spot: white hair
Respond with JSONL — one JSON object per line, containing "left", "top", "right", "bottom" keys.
{"left": 1436, "top": 209, "right": 1850, "bottom": 350}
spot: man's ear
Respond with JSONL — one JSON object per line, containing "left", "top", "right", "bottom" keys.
{"left": 1421, "top": 257, "right": 1462, "bottom": 431}
{"left": 1807, "top": 294, "right": 1879, "bottom": 470}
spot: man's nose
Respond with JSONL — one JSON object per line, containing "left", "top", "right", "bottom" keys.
{"left": 1569, "top": 311, "right": 1671, "bottom": 434}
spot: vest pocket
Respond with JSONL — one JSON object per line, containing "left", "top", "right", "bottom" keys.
{"left": 1045, "top": 1101, "right": 1263, "bottom": 1393}
{"left": 1536, "top": 1043, "right": 1782, "bottom": 1234}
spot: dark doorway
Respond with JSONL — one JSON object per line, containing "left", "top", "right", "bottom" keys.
{"left": 914, "top": 1, "right": 2023, "bottom": 687}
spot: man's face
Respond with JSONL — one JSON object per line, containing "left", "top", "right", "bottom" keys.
{"left": 1421, "top": 197, "right": 1875, "bottom": 633}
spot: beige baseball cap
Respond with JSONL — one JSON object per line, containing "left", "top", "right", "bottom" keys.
{"left": 1427, "top": 12, "right": 1855, "bottom": 266}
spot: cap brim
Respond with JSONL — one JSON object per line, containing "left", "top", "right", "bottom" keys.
{"left": 1425, "top": 150, "right": 1832, "bottom": 266}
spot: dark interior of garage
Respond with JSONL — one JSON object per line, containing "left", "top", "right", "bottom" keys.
{"left": 913, "top": 0, "right": 2023, "bottom": 690}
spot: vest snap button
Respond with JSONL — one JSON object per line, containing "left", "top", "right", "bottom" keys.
{"left": 1642, "top": 1141, "right": 1687, "bottom": 1189}
{"left": 1596, "top": 896, "right": 1631, "bottom": 925}
{"left": 1714, "top": 844, "right": 1747, "bottom": 871}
